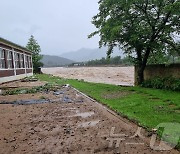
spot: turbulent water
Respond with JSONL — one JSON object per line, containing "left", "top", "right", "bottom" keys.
{"left": 42, "top": 66, "right": 135, "bottom": 86}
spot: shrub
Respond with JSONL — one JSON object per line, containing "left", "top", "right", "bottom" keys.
{"left": 142, "top": 77, "right": 180, "bottom": 91}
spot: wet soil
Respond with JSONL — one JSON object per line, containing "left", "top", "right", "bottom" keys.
{"left": 0, "top": 80, "right": 47, "bottom": 90}
{"left": 0, "top": 81, "right": 179, "bottom": 154}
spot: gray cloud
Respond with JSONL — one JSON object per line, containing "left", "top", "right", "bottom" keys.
{"left": 0, "top": 0, "right": 99, "bottom": 55}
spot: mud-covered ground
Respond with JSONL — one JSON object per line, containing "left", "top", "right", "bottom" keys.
{"left": 0, "top": 81, "right": 179, "bottom": 154}
{"left": 42, "top": 67, "right": 134, "bottom": 86}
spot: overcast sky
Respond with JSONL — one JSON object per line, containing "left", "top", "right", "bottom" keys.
{"left": 0, "top": 0, "right": 100, "bottom": 55}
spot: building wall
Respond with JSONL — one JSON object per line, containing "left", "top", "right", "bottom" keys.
{"left": 135, "top": 64, "right": 180, "bottom": 85}
{"left": 0, "top": 43, "right": 33, "bottom": 84}
{"left": 0, "top": 73, "right": 33, "bottom": 83}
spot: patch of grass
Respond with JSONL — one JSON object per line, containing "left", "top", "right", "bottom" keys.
{"left": 35, "top": 74, "right": 67, "bottom": 85}
{"left": 36, "top": 74, "right": 180, "bottom": 148}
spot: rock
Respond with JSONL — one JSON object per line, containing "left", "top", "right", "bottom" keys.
{"left": 63, "top": 84, "right": 70, "bottom": 88}
{"left": 10, "top": 137, "right": 16, "bottom": 142}
{"left": 152, "top": 128, "right": 158, "bottom": 133}
{"left": 64, "top": 127, "right": 71, "bottom": 134}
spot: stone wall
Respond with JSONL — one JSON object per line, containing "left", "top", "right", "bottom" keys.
{"left": 135, "top": 64, "right": 180, "bottom": 85}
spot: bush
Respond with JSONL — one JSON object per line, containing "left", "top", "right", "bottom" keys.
{"left": 142, "top": 77, "right": 180, "bottom": 91}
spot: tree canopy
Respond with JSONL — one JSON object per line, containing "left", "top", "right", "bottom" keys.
{"left": 85, "top": 56, "right": 133, "bottom": 66}
{"left": 26, "top": 35, "right": 43, "bottom": 73}
{"left": 89, "top": 0, "right": 180, "bottom": 84}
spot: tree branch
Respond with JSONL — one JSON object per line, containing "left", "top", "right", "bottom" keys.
{"left": 160, "top": 38, "right": 180, "bottom": 51}
{"left": 154, "top": 0, "right": 176, "bottom": 39}
{"left": 154, "top": 11, "right": 172, "bottom": 39}
{"left": 134, "top": 2, "right": 155, "bottom": 30}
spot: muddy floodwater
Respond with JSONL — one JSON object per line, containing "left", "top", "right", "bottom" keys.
{"left": 42, "top": 66, "right": 134, "bottom": 86}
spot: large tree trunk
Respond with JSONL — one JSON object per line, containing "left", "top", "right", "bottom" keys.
{"left": 136, "top": 47, "right": 151, "bottom": 85}
{"left": 136, "top": 65, "right": 145, "bottom": 85}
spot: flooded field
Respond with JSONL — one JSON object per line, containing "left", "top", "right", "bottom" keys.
{"left": 42, "top": 66, "right": 134, "bottom": 86}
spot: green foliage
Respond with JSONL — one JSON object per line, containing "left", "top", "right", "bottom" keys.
{"left": 68, "top": 56, "right": 134, "bottom": 66}
{"left": 3, "top": 82, "right": 60, "bottom": 96}
{"left": 86, "top": 56, "right": 134, "bottom": 66}
{"left": 26, "top": 35, "right": 43, "bottom": 73}
{"left": 89, "top": 0, "right": 180, "bottom": 84}
{"left": 142, "top": 77, "right": 180, "bottom": 91}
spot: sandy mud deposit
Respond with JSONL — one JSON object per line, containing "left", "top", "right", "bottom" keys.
{"left": 42, "top": 67, "right": 134, "bottom": 86}
{"left": 0, "top": 81, "right": 178, "bottom": 154}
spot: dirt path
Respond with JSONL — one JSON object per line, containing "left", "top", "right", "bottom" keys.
{"left": 0, "top": 81, "right": 179, "bottom": 154}
{"left": 42, "top": 67, "right": 134, "bottom": 86}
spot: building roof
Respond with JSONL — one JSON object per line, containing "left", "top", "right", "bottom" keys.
{"left": 0, "top": 37, "right": 31, "bottom": 53}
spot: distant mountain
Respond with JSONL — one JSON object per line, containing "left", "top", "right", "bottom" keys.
{"left": 41, "top": 55, "right": 74, "bottom": 67}
{"left": 60, "top": 47, "right": 124, "bottom": 62}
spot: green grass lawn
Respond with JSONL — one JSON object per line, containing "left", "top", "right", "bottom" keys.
{"left": 36, "top": 74, "right": 180, "bottom": 148}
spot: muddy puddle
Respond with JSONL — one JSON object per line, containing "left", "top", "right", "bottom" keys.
{"left": 0, "top": 93, "right": 81, "bottom": 105}
{"left": 0, "top": 99, "right": 51, "bottom": 105}
{"left": 78, "top": 120, "right": 100, "bottom": 128}
{"left": 0, "top": 97, "right": 76, "bottom": 105}
{"left": 69, "top": 111, "right": 95, "bottom": 118}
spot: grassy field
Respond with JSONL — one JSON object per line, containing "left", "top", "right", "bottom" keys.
{"left": 37, "top": 74, "right": 180, "bottom": 148}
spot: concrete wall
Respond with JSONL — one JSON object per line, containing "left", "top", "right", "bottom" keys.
{"left": 135, "top": 64, "right": 180, "bottom": 85}
{"left": 0, "top": 73, "right": 33, "bottom": 84}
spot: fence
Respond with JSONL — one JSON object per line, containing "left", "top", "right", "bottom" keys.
{"left": 135, "top": 64, "right": 180, "bottom": 85}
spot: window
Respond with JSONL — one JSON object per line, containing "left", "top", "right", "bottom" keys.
{"left": 7, "top": 51, "right": 13, "bottom": 68}
{"left": 15, "top": 52, "right": 20, "bottom": 68}
{"left": 0, "top": 49, "right": 6, "bottom": 69}
{"left": 20, "top": 54, "right": 24, "bottom": 68}
{"left": 30, "top": 56, "right": 32, "bottom": 68}
{"left": 25, "top": 55, "right": 32, "bottom": 68}
{"left": 25, "top": 55, "right": 29, "bottom": 68}
{"left": 29, "top": 56, "right": 32, "bottom": 68}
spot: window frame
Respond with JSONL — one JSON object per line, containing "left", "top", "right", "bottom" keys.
{"left": 0, "top": 46, "right": 32, "bottom": 70}
{"left": 25, "top": 55, "right": 32, "bottom": 69}
{"left": 25, "top": 55, "right": 29, "bottom": 68}
{"left": 7, "top": 50, "right": 14, "bottom": 69}
{"left": 0, "top": 48, "right": 6, "bottom": 69}
{"left": 20, "top": 54, "right": 24, "bottom": 68}
{"left": 15, "top": 52, "right": 21, "bottom": 69}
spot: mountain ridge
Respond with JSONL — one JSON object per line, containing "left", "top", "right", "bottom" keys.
{"left": 41, "top": 55, "right": 74, "bottom": 67}
{"left": 60, "top": 47, "right": 124, "bottom": 62}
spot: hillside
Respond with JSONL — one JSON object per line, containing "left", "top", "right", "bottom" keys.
{"left": 60, "top": 47, "right": 124, "bottom": 62}
{"left": 41, "top": 55, "right": 74, "bottom": 67}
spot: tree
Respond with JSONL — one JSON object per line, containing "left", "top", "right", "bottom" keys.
{"left": 89, "top": 0, "right": 180, "bottom": 84}
{"left": 26, "top": 35, "right": 43, "bottom": 73}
